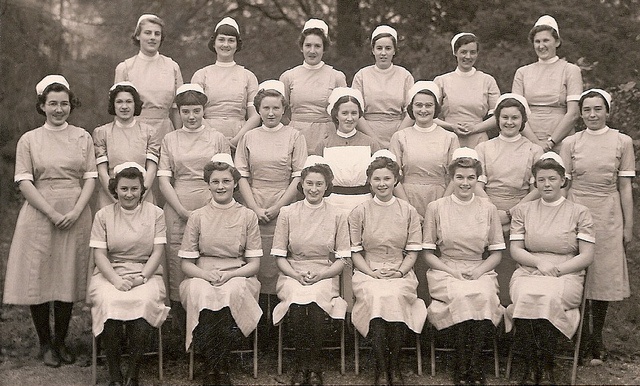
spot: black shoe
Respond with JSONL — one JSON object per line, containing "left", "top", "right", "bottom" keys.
{"left": 123, "top": 377, "right": 139, "bottom": 386}
{"left": 388, "top": 367, "right": 404, "bottom": 385}
{"left": 203, "top": 371, "right": 218, "bottom": 386}
{"left": 290, "top": 370, "right": 307, "bottom": 386}
{"left": 374, "top": 369, "right": 388, "bottom": 385}
{"left": 591, "top": 342, "right": 609, "bottom": 366}
{"left": 518, "top": 366, "right": 535, "bottom": 385}
{"left": 108, "top": 382, "right": 123, "bottom": 386}
{"left": 539, "top": 366, "right": 556, "bottom": 385}
{"left": 218, "top": 370, "right": 233, "bottom": 385}
{"left": 307, "top": 370, "right": 323, "bottom": 386}
{"left": 42, "top": 347, "right": 61, "bottom": 368}
{"left": 54, "top": 343, "right": 76, "bottom": 365}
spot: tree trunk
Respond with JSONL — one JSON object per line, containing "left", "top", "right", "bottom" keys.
{"left": 336, "top": 0, "right": 362, "bottom": 56}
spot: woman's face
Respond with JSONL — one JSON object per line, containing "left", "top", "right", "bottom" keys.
{"left": 114, "top": 91, "right": 135, "bottom": 122}
{"left": 41, "top": 91, "right": 71, "bottom": 127}
{"left": 214, "top": 33, "right": 237, "bottom": 62}
{"left": 117, "top": 177, "right": 142, "bottom": 210}
{"left": 208, "top": 169, "right": 236, "bottom": 205}
{"left": 498, "top": 106, "right": 523, "bottom": 138}
{"left": 372, "top": 36, "right": 395, "bottom": 69}
{"left": 581, "top": 96, "right": 608, "bottom": 131}
{"left": 301, "top": 34, "right": 324, "bottom": 66}
{"left": 369, "top": 167, "right": 396, "bottom": 202}
{"left": 455, "top": 42, "right": 478, "bottom": 72}
{"left": 532, "top": 30, "right": 559, "bottom": 61}
{"left": 179, "top": 104, "right": 204, "bottom": 130}
{"left": 336, "top": 101, "right": 360, "bottom": 133}
{"left": 258, "top": 96, "right": 284, "bottom": 128}
{"left": 137, "top": 21, "right": 162, "bottom": 56}
{"left": 412, "top": 93, "right": 436, "bottom": 127}
{"left": 452, "top": 167, "right": 477, "bottom": 201}
{"left": 535, "top": 168, "right": 565, "bottom": 202}
{"left": 302, "top": 171, "right": 327, "bottom": 205}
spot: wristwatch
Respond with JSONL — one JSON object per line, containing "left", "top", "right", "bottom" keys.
{"left": 140, "top": 274, "right": 148, "bottom": 284}
{"left": 547, "top": 137, "right": 556, "bottom": 146}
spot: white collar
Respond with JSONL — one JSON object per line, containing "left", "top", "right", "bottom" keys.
{"left": 302, "top": 61, "right": 325, "bottom": 70}
{"left": 210, "top": 198, "right": 235, "bottom": 209}
{"left": 413, "top": 123, "right": 437, "bottom": 133}
{"left": 538, "top": 56, "right": 559, "bottom": 64}
{"left": 215, "top": 61, "right": 236, "bottom": 67}
{"left": 451, "top": 193, "right": 475, "bottom": 205}
{"left": 115, "top": 118, "right": 137, "bottom": 128}
{"left": 261, "top": 123, "right": 284, "bottom": 132}
{"left": 498, "top": 133, "right": 522, "bottom": 142}
{"left": 373, "top": 195, "right": 396, "bottom": 206}
{"left": 119, "top": 203, "right": 142, "bottom": 214}
{"left": 303, "top": 198, "right": 324, "bottom": 208}
{"left": 181, "top": 125, "right": 206, "bottom": 133}
{"left": 44, "top": 121, "right": 68, "bottom": 131}
{"left": 137, "top": 51, "right": 160, "bottom": 60}
{"left": 585, "top": 126, "right": 609, "bottom": 136}
{"left": 455, "top": 67, "right": 476, "bottom": 77}
{"left": 541, "top": 196, "right": 565, "bottom": 207}
{"left": 374, "top": 63, "right": 394, "bottom": 73}
{"left": 337, "top": 128, "right": 357, "bottom": 138}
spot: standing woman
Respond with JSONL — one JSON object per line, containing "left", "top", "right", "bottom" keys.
{"left": 560, "top": 89, "right": 635, "bottom": 365}
{"left": 271, "top": 156, "right": 350, "bottom": 385}
{"left": 433, "top": 33, "right": 500, "bottom": 148}
{"left": 158, "top": 84, "right": 230, "bottom": 323}
{"left": 93, "top": 82, "right": 160, "bottom": 209}
{"left": 352, "top": 25, "right": 414, "bottom": 148}
{"left": 475, "top": 93, "right": 543, "bottom": 305}
{"left": 280, "top": 19, "right": 348, "bottom": 154}
{"left": 422, "top": 148, "right": 504, "bottom": 385}
{"left": 191, "top": 17, "right": 260, "bottom": 148}
{"left": 512, "top": 15, "right": 583, "bottom": 152}
{"left": 3, "top": 75, "right": 97, "bottom": 367}
{"left": 235, "top": 80, "right": 308, "bottom": 296}
{"left": 88, "top": 163, "right": 170, "bottom": 386}
{"left": 349, "top": 152, "right": 427, "bottom": 385}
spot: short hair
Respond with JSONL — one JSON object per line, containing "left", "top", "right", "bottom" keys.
{"left": 253, "top": 89, "right": 286, "bottom": 111}
{"left": 371, "top": 32, "right": 397, "bottom": 51}
{"left": 531, "top": 158, "right": 568, "bottom": 188}
{"left": 366, "top": 156, "right": 402, "bottom": 185}
{"left": 36, "top": 83, "right": 81, "bottom": 116}
{"left": 107, "top": 84, "right": 143, "bottom": 116}
{"left": 528, "top": 25, "right": 561, "bottom": 48}
{"left": 448, "top": 157, "right": 483, "bottom": 177}
{"left": 175, "top": 90, "right": 208, "bottom": 108}
{"left": 407, "top": 90, "right": 441, "bottom": 120}
{"left": 297, "top": 163, "right": 334, "bottom": 197}
{"left": 298, "top": 28, "right": 330, "bottom": 50}
{"left": 108, "top": 167, "right": 146, "bottom": 199}
{"left": 330, "top": 95, "right": 363, "bottom": 126}
{"left": 494, "top": 98, "right": 528, "bottom": 132}
{"left": 453, "top": 34, "right": 479, "bottom": 54}
{"left": 131, "top": 16, "right": 165, "bottom": 47}
{"left": 203, "top": 160, "right": 241, "bottom": 185}
{"left": 579, "top": 91, "right": 610, "bottom": 113}
{"left": 208, "top": 24, "right": 243, "bottom": 53}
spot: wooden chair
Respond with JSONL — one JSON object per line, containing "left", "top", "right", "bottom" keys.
{"left": 354, "top": 329, "right": 423, "bottom": 376}
{"left": 188, "top": 328, "right": 258, "bottom": 380}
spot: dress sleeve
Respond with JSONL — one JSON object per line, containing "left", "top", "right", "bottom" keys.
{"left": 190, "top": 68, "right": 205, "bottom": 88}
{"left": 487, "top": 203, "right": 506, "bottom": 250}
{"left": 576, "top": 205, "right": 595, "bottom": 243}
{"left": 476, "top": 142, "right": 488, "bottom": 184}
{"left": 348, "top": 204, "right": 365, "bottom": 252}
{"left": 89, "top": 209, "right": 108, "bottom": 249}
{"left": 486, "top": 75, "right": 501, "bottom": 115}
{"left": 178, "top": 213, "right": 201, "bottom": 258}
{"left": 114, "top": 61, "right": 127, "bottom": 83}
{"left": 565, "top": 63, "right": 583, "bottom": 102}
{"left": 335, "top": 211, "right": 352, "bottom": 258}
{"left": 246, "top": 71, "right": 259, "bottom": 108}
{"left": 335, "top": 70, "right": 347, "bottom": 88}
{"left": 234, "top": 134, "right": 251, "bottom": 178}
{"left": 271, "top": 206, "right": 290, "bottom": 257}
{"left": 82, "top": 131, "right": 98, "bottom": 179}
{"left": 157, "top": 137, "right": 173, "bottom": 178}
{"left": 279, "top": 69, "right": 293, "bottom": 108}
{"left": 14, "top": 133, "right": 34, "bottom": 182}
{"left": 173, "top": 59, "right": 184, "bottom": 91}
{"left": 448, "top": 133, "right": 460, "bottom": 163}
{"left": 422, "top": 201, "right": 438, "bottom": 250}
{"left": 214, "top": 132, "right": 232, "bottom": 155}
{"left": 145, "top": 123, "right": 161, "bottom": 164}
{"left": 93, "top": 126, "right": 108, "bottom": 165}
{"left": 351, "top": 70, "right": 364, "bottom": 96}
{"left": 244, "top": 209, "right": 263, "bottom": 258}
{"left": 403, "top": 71, "right": 416, "bottom": 108}
{"left": 388, "top": 131, "right": 404, "bottom": 170}
{"left": 509, "top": 204, "right": 526, "bottom": 241}
{"left": 512, "top": 67, "right": 524, "bottom": 96}
{"left": 154, "top": 207, "right": 167, "bottom": 244}
{"left": 290, "top": 131, "right": 308, "bottom": 178}
{"left": 559, "top": 135, "right": 574, "bottom": 180}
{"left": 405, "top": 204, "right": 423, "bottom": 251}
{"left": 618, "top": 133, "right": 636, "bottom": 177}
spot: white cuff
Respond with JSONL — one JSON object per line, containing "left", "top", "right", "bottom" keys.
{"left": 96, "top": 156, "right": 108, "bottom": 164}
{"left": 488, "top": 243, "right": 506, "bottom": 251}
{"left": 245, "top": 249, "right": 263, "bottom": 258}
{"left": 577, "top": 233, "right": 595, "bottom": 243}
{"left": 178, "top": 250, "right": 199, "bottom": 259}
{"left": 422, "top": 243, "right": 437, "bottom": 250}
{"left": 146, "top": 154, "right": 159, "bottom": 164}
{"left": 271, "top": 248, "right": 288, "bottom": 257}
{"left": 154, "top": 237, "right": 167, "bottom": 244}
{"left": 14, "top": 173, "right": 33, "bottom": 182}
{"left": 83, "top": 171, "right": 98, "bottom": 179}
{"left": 509, "top": 234, "right": 525, "bottom": 241}
{"left": 157, "top": 170, "right": 172, "bottom": 177}
{"left": 90, "top": 240, "right": 107, "bottom": 249}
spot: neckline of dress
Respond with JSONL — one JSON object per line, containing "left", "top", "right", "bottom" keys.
{"left": 451, "top": 193, "right": 475, "bottom": 206}
{"left": 413, "top": 123, "right": 437, "bottom": 133}
{"left": 137, "top": 51, "right": 160, "bottom": 60}
{"left": 303, "top": 61, "right": 325, "bottom": 70}
{"left": 115, "top": 119, "right": 137, "bottom": 128}
{"left": 215, "top": 61, "right": 236, "bottom": 68}
{"left": 337, "top": 128, "right": 357, "bottom": 138}
{"left": 538, "top": 56, "right": 559, "bottom": 64}
{"left": 585, "top": 126, "right": 609, "bottom": 136}
{"left": 498, "top": 133, "right": 522, "bottom": 142}
{"left": 210, "top": 199, "right": 236, "bottom": 209}
{"left": 44, "top": 122, "right": 69, "bottom": 131}
{"left": 181, "top": 125, "right": 206, "bottom": 133}
{"left": 261, "top": 123, "right": 284, "bottom": 132}
{"left": 455, "top": 67, "right": 476, "bottom": 77}
{"left": 541, "top": 196, "right": 565, "bottom": 207}
{"left": 373, "top": 195, "right": 396, "bottom": 206}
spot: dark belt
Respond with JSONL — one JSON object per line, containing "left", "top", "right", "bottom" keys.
{"left": 332, "top": 185, "right": 370, "bottom": 195}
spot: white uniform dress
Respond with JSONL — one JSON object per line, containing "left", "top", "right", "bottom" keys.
{"left": 271, "top": 200, "right": 351, "bottom": 325}
{"left": 505, "top": 197, "right": 595, "bottom": 338}
{"left": 4, "top": 123, "right": 97, "bottom": 305}
{"left": 422, "top": 195, "right": 505, "bottom": 330}
{"left": 349, "top": 196, "right": 427, "bottom": 337}
{"left": 88, "top": 202, "right": 170, "bottom": 336}
{"left": 178, "top": 200, "right": 263, "bottom": 351}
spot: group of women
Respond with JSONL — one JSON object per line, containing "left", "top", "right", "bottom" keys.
{"left": 2, "top": 11, "right": 634, "bottom": 386}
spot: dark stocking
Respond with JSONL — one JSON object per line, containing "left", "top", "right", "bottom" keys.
{"left": 452, "top": 321, "right": 472, "bottom": 383}
{"left": 30, "top": 302, "right": 51, "bottom": 349}
{"left": 102, "top": 319, "right": 124, "bottom": 383}
{"left": 388, "top": 322, "right": 406, "bottom": 384}
{"left": 369, "top": 318, "right": 388, "bottom": 382}
{"left": 125, "top": 318, "right": 153, "bottom": 381}
{"left": 514, "top": 319, "right": 535, "bottom": 383}
{"left": 53, "top": 301, "right": 73, "bottom": 346}
{"left": 591, "top": 300, "right": 609, "bottom": 356}
{"left": 469, "top": 320, "right": 492, "bottom": 383}
{"left": 194, "top": 308, "right": 234, "bottom": 373}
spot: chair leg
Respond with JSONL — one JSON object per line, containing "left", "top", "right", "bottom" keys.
{"left": 572, "top": 295, "right": 588, "bottom": 385}
{"left": 506, "top": 325, "right": 515, "bottom": 379}
{"left": 429, "top": 327, "right": 436, "bottom": 377}
{"left": 188, "top": 347, "right": 194, "bottom": 381}
{"left": 253, "top": 328, "right": 259, "bottom": 379}
{"left": 341, "top": 319, "right": 346, "bottom": 375}
{"left": 157, "top": 327, "right": 163, "bottom": 381}
{"left": 92, "top": 334, "right": 97, "bottom": 385}
{"left": 277, "top": 322, "right": 283, "bottom": 375}
{"left": 493, "top": 332, "right": 499, "bottom": 378}
{"left": 416, "top": 333, "right": 423, "bottom": 376}
{"left": 354, "top": 330, "right": 360, "bottom": 375}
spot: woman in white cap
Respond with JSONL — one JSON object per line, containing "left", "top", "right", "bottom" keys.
{"left": 349, "top": 151, "right": 426, "bottom": 385}
{"left": 3, "top": 75, "right": 97, "bottom": 367}
{"left": 513, "top": 15, "right": 583, "bottom": 152}
{"left": 93, "top": 82, "right": 161, "bottom": 209}
{"left": 88, "top": 163, "right": 169, "bottom": 386}
{"left": 433, "top": 32, "right": 500, "bottom": 148}
{"left": 271, "top": 156, "right": 349, "bottom": 385}
{"left": 474, "top": 93, "right": 543, "bottom": 305}
{"left": 235, "top": 80, "right": 308, "bottom": 297}
{"left": 158, "top": 84, "right": 230, "bottom": 332}
{"left": 560, "top": 89, "right": 635, "bottom": 365}
{"left": 422, "top": 147, "right": 504, "bottom": 385}
{"left": 506, "top": 153, "right": 594, "bottom": 384}
{"left": 352, "top": 25, "right": 414, "bottom": 148}
{"left": 279, "top": 18, "right": 348, "bottom": 154}
{"left": 179, "top": 154, "right": 262, "bottom": 385}
{"left": 191, "top": 17, "right": 260, "bottom": 148}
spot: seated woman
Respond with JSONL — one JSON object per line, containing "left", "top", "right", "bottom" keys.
{"left": 271, "top": 156, "right": 350, "bottom": 386}
{"left": 178, "top": 153, "right": 263, "bottom": 385}
{"left": 349, "top": 150, "right": 427, "bottom": 385}
{"left": 506, "top": 153, "right": 595, "bottom": 384}
{"left": 422, "top": 147, "right": 505, "bottom": 385}
{"left": 88, "top": 162, "right": 170, "bottom": 386}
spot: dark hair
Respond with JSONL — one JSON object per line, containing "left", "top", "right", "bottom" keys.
{"left": 453, "top": 34, "right": 479, "bottom": 54}
{"left": 108, "top": 167, "right": 146, "bottom": 200}
{"left": 253, "top": 89, "right": 286, "bottom": 111}
{"left": 448, "top": 157, "right": 483, "bottom": 177}
{"left": 132, "top": 16, "right": 165, "bottom": 47}
{"left": 407, "top": 90, "right": 441, "bottom": 120}
{"left": 175, "top": 90, "right": 208, "bottom": 108}
{"left": 371, "top": 32, "right": 397, "bottom": 51}
{"left": 330, "top": 95, "right": 363, "bottom": 126}
{"left": 203, "top": 161, "right": 241, "bottom": 185}
{"left": 531, "top": 158, "right": 568, "bottom": 188}
{"left": 528, "top": 25, "right": 561, "bottom": 48}
{"left": 366, "top": 156, "right": 402, "bottom": 185}
{"left": 494, "top": 98, "right": 528, "bottom": 132}
{"left": 107, "top": 85, "right": 143, "bottom": 116}
{"left": 36, "top": 83, "right": 81, "bottom": 116}
{"left": 297, "top": 163, "right": 334, "bottom": 197}
{"left": 298, "top": 28, "right": 330, "bottom": 50}
{"left": 579, "top": 91, "right": 610, "bottom": 113}
{"left": 208, "top": 24, "right": 243, "bottom": 53}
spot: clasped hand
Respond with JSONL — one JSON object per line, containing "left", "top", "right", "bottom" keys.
{"left": 536, "top": 260, "right": 560, "bottom": 277}
{"left": 205, "top": 270, "right": 232, "bottom": 286}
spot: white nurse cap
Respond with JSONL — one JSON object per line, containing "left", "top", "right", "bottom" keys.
{"left": 303, "top": 19, "right": 329, "bottom": 37}
{"left": 452, "top": 147, "right": 479, "bottom": 161}
{"left": 303, "top": 155, "right": 332, "bottom": 171}
{"left": 110, "top": 81, "right": 137, "bottom": 92}
{"left": 113, "top": 161, "right": 146, "bottom": 177}
{"left": 176, "top": 83, "right": 205, "bottom": 96}
{"left": 258, "top": 80, "right": 286, "bottom": 96}
{"left": 370, "top": 149, "right": 397, "bottom": 163}
{"left": 215, "top": 17, "right": 240, "bottom": 34}
{"left": 495, "top": 93, "right": 532, "bottom": 117}
{"left": 371, "top": 25, "right": 397, "bottom": 41}
{"left": 211, "top": 153, "right": 235, "bottom": 168}
{"left": 450, "top": 32, "right": 476, "bottom": 55}
{"left": 580, "top": 88, "right": 612, "bottom": 110}
{"left": 534, "top": 15, "right": 560, "bottom": 38}
{"left": 539, "top": 152, "right": 565, "bottom": 169}
{"left": 326, "top": 87, "right": 364, "bottom": 115}
{"left": 407, "top": 81, "right": 441, "bottom": 104}
{"left": 36, "top": 75, "right": 70, "bottom": 95}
